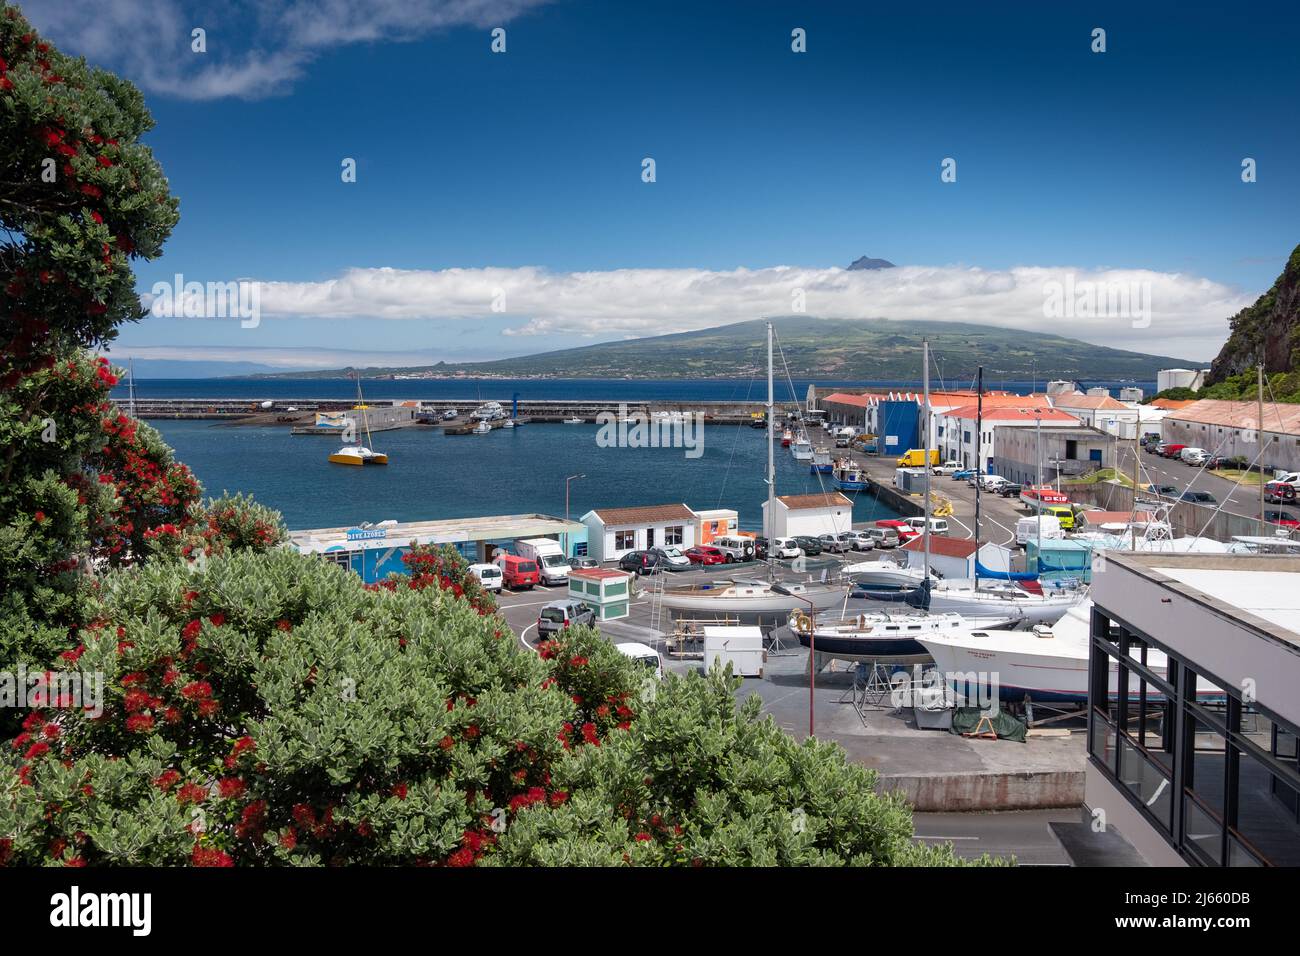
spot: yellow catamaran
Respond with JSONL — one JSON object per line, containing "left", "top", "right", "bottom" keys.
{"left": 329, "top": 375, "right": 389, "bottom": 466}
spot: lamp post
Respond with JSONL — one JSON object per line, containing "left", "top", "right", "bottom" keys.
{"left": 564, "top": 474, "right": 586, "bottom": 522}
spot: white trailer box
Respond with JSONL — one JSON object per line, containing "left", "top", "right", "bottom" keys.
{"left": 702, "top": 626, "right": 765, "bottom": 678}
{"left": 514, "top": 537, "right": 571, "bottom": 586}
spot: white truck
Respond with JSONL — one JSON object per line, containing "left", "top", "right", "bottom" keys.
{"left": 514, "top": 538, "right": 571, "bottom": 586}
{"left": 1015, "top": 515, "right": 1063, "bottom": 547}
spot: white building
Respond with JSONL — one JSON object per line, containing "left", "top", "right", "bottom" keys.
{"left": 1049, "top": 392, "right": 1141, "bottom": 439}
{"left": 694, "top": 508, "right": 739, "bottom": 545}
{"left": 899, "top": 536, "right": 1012, "bottom": 580}
{"left": 580, "top": 503, "right": 697, "bottom": 563}
{"left": 1157, "top": 368, "right": 1209, "bottom": 393}
{"left": 934, "top": 404, "right": 1082, "bottom": 473}
{"left": 761, "top": 492, "right": 853, "bottom": 538}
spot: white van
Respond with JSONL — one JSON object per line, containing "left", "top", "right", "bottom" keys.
{"left": 1015, "top": 515, "right": 1063, "bottom": 547}
{"left": 712, "top": 535, "right": 756, "bottom": 562}
{"left": 904, "top": 517, "right": 950, "bottom": 535}
{"left": 770, "top": 537, "right": 802, "bottom": 559}
{"left": 1179, "top": 447, "right": 1208, "bottom": 466}
{"left": 467, "top": 562, "right": 503, "bottom": 592}
{"left": 615, "top": 642, "right": 664, "bottom": 680}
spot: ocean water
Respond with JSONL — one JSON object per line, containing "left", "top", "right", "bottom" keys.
{"left": 151, "top": 419, "right": 904, "bottom": 532}
{"left": 112, "top": 376, "right": 1157, "bottom": 403}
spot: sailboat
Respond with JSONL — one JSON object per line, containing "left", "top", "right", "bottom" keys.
{"left": 658, "top": 322, "right": 846, "bottom": 617}
{"left": 329, "top": 374, "right": 389, "bottom": 466}
{"left": 793, "top": 608, "right": 1023, "bottom": 665}
{"left": 791, "top": 432, "right": 813, "bottom": 461}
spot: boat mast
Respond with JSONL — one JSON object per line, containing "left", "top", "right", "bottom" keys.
{"left": 357, "top": 373, "right": 374, "bottom": 449}
{"left": 127, "top": 358, "right": 137, "bottom": 419}
{"left": 922, "top": 339, "right": 931, "bottom": 584}
{"left": 766, "top": 320, "right": 776, "bottom": 581}
{"left": 974, "top": 366, "right": 983, "bottom": 585}
{"left": 1258, "top": 363, "right": 1266, "bottom": 532}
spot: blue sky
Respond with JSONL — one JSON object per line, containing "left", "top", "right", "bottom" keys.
{"left": 24, "top": 0, "right": 1300, "bottom": 368}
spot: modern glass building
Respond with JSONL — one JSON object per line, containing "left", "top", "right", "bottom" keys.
{"left": 1086, "top": 552, "right": 1300, "bottom": 866}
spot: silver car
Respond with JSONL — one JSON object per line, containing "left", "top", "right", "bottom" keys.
{"left": 846, "top": 531, "right": 876, "bottom": 551}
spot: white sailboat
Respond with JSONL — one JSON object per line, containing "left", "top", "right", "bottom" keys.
{"left": 658, "top": 321, "right": 846, "bottom": 617}
{"left": 793, "top": 608, "right": 1023, "bottom": 665}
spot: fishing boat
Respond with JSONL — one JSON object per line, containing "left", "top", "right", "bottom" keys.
{"left": 657, "top": 578, "right": 847, "bottom": 615}
{"left": 780, "top": 427, "right": 793, "bottom": 448}
{"left": 501, "top": 419, "right": 516, "bottom": 429}
{"left": 809, "top": 448, "right": 833, "bottom": 474}
{"left": 471, "top": 401, "right": 507, "bottom": 421}
{"left": 792, "top": 608, "right": 1023, "bottom": 665}
{"left": 832, "top": 459, "right": 866, "bottom": 491}
{"left": 472, "top": 421, "right": 492, "bottom": 435}
{"left": 563, "top": 417, "right": 583, "bottom": 425}
{"left": 329, "top": 375, "right": 389, "bottom": 466}
{"left": 791, "top": 436, "right": 813, "bottom": 461}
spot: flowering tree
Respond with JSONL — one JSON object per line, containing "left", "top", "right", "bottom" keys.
{"left": 0, "top": 544, "right": 981, "bottom": 867}
{"left": 0, "top": 4, "right": 178, "bottom": 390}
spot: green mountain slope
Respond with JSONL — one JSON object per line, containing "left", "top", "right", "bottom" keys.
{"left": 259, "top": 317, "right": 1199, "bottom": 381}
{"left": 1206, "top": 244, "right": 1300, "bottom": 384}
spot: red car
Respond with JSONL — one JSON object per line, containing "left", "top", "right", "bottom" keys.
{"left": 684, "top": 546, "right": 727, "bottom": 565}
{"left": 1265, "top": 510, "right": 1300, "bottom": 528}
{"left": 875, "top": 519, "right": 920, "bottom": 542}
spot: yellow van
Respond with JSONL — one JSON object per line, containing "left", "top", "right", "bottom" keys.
{"left": 895, "top": 449, "right": 941, "bottom": 468}
{"left": 1045, "top": 505, "right": 1074, "bottom": 530}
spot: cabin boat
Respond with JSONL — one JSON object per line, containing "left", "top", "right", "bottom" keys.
{"left": 563, "top": 417, "right": 583, "bottom": 424}
{"left": 328, "top": 445, "right": 389, "bottom": 466}
{"left": 793, "top": 609, "right": 1022, "bottom": 664}
{"left": 471, "top": 401, "right": 507, "bottom": 421}
{"left": 1019, "top": 485, "right": 1070, "bottom": 511}
{"left": 781, "top": 428, "right": 794, "bottom": 448}
{"left": 657, "top": 579, "right": 847, "bottom": 615}
{"left": 832, "top": 459, "right": 866, "bottom": 491}
{"left": 810, "top": 448, "right": 833, "bottom": 474}
{"left": 472, "top": 421, "right": 492, "bottom": 435}
{"left": 791, "top": 437, "right": 813, "bottom": 461}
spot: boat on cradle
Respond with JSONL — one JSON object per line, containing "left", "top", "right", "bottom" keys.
{"left": 918, "top": 602, "right": 1221, "bottom": 703}
{"left": 471, "top": 401, "right": 507, "bottom": 421}
{"left": 329, "top": 375, "right": 389, "bottom": 466}
{"left": 845, "top": 560, "right": 932, "bottom": 592}
{"left": 781, "top": 427, "right": 794, "bottom": 448}
{"left": 791, "top": 435, "right": 814, "bottom": 461}
{"left": 904, "top": 577, "right": 1085, "bottom": 626}
{"left": 791, "top": 608, "right": 1023, "bottom": 665}
{"left": 809, "top": 448, "right": 833, "bottom": 474}
{"left": 472, "top": 421, "right": 492, "bottom": 435}
{"left": 656, "top": 579, "right": 847, "bottom": 615}
{"left": 832, "top": 458, "right": 866, "bottom": 491}
{"left": 328, "top": 445, "right": 388, "bottom": 466}
{"left": 563, "top": 417, "right": 584, "bottom": 424}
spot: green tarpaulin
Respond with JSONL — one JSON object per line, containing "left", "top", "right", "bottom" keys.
{"left": 949, "top": 707, "right": 1027, "bottom": 743}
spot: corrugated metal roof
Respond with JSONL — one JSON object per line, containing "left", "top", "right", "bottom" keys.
{"left": 1165, "top": 398, "right": 1300, "bottom": 436}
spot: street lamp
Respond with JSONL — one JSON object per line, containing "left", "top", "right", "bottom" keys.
{"left": 564, "top": 474, "right": 586, "bottom": 522}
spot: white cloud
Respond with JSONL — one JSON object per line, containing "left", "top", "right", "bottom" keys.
{"left": 233, "top": 262, "right": 1250, "bottom": 360}
{"left": 23, "top": 0, "right": 551, "bottom": 100}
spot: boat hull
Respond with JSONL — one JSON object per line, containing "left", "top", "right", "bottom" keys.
{"left": 329, "top": 453, "right": 388, "bottom": 465}
{"left": 658, "top": 583, "right": 847, "bottom": 614}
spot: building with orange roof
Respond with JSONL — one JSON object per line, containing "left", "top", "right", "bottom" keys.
{"left": 935, "top": 404, "right": 1083, "bottom": 474}
{"left": 1164, "top": 398, "right": 1300, "bottom": 473}
{"left": 1050, "top": 391, "right": 1141, "bottom": 438}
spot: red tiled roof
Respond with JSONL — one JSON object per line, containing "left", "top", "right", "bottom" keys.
{"left": 1164, "top": 398, "right": 1300, "bottom": 435}
{"left": 901, "top": 535, "right": 978, "bottom": 558}
{"left": 1150, "top": 397, "right": 1196, "bottom": 410}
{"left": 1051, "top": 393, "right": 1129, "bottom": 411}
{"left": 941, "top": 405, "right": 1081, "bottom": 424}
{"left": 587, "top": 503, "right": 696, "bottom": 525}
{"left": 774, "top": 493, "right": 853, "bottom": 510}
{"left": 822, "top": 392, "right": 871, "bottom": 407}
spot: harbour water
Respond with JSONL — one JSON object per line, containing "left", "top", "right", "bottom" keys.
{"left": 152, "top": 418, "right": 904, "bottom": 531}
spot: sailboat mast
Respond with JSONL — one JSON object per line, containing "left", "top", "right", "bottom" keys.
{"left": 974, "top": 366, "right": 983, "bottom": 585}
{"left": 127, "top": 358, "right": 137, "bottom": 419}
{"left": 766, "top": 321, "right": 776, "bottom": 578}
{"left": 358, "top": 373, "right": 374, "bottom": 448}
{"left": 922, "top": 340, "right": 931, "bottom": 583}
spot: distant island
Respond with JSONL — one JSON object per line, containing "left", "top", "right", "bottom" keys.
{"left": 253, "top": 316, "right": 1201, "bottom": 383}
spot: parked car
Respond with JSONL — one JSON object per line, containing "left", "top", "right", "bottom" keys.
{"left": 614, "top": 642, "right": 664, "bottom": 680}
{"left": 845, "top": 530, "right": 876, "bottom": 551}
{"left": 817, "top": 533, "right": 851, "bottom": 553}
{"left": 769, "top": 536, "right": 803, "bottom": 559}
{"left": 1265, "top": 510, "right": 1300, "bottom": 528}
{"left": 1178, "top": 490, "right": 1217, "bottom": 505}
{"left": 863, "top": 527, "right": 900, "bottom": 549}
{"left": 753, "top": 537, "right": 769, "bottom": 560}
{"left": 1144, "top": 441, "right": 1162, "bottom": 454}
{"left": 833, "top": 531, "right": 861, "bottom": 551}
{"left": 931, "top": 460, "right": 963, "bottom": 476}
{"left": 493, "top": 553, "right": 540, "bottom": 590}
{"left": 875, "top": 519, "right": 919, "bottom": 543}
{"left": 1204, "top": 456, "right": 1230, "bottom": 470}
{"left": 951, "top": 469, "right": 976, "bottom": 481}
{"left": 1160, "top": 444, "right": 1187, "bottom": 459}
{"left": 649, "top": 546, "right": 691, "bottom": 570}
{"left": 570, "top": 557, "right": 599, "bottom": 569}
{"left": 1265, "top": 473, "right": 1300, "bottom": 503}
{"left": 711, "top": 534, "right": 757, "bottom": 563}
{"left": 684, "top": 545, "right": 727, "bottom": 565}
{"left": 978, "top": 475, "right": 1010, "bottom": 492}
{"left": 792, "top": 536, "right": 823, "bottom": 556}
{"left": 467, "top": 562, "right": 503, "bottom": 592}
{"left": 1180, "top": 447, "right": 1209, "bottom": 466}
{"left": 997, "top": 483, "right": 1023, "bottom": 498}
{"left": 536, "top": 600, "right": 596, "bottom": 638}
{"left": 618, "top": 550, "right": 662, "bottom": 575}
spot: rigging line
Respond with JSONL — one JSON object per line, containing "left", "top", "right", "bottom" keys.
{"left": 772, "top": 329, "right": 848, "bottom": 533}
{"left": 1192, "top": 434, "right": 1272, "bottom": 541}
{"left": 714, "top": 371, "right": 757, "bottom": 510}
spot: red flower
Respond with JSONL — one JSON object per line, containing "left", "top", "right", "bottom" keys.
{"left": 181, "top": 619, "right": 202, "bottom": 641}
{"left": 279, "top": 828, "right": 298, "bottom": 850}
{"left": 177, "top": 782, "right": 207, "bottom": 804}
{"left": 180, "top": 680, "right": 212, "bottom": 700}
{"left": 154, "top": 770, "right": 181, "bottom": 791}
{"left": 439, "top": 735, "right": 455, "bottom": 751}
{"left": 191, "top": 845, "right": 234, "bottom": 867}
{"left": 33, "top": 511, "right": 46, "bottom": 523}
{"left": 391, "top": 782, "right": 408, "bottom": 800}
{"left": 635, "top": 832, "right": 652, "bottom": 842}
{"left": 208, "top": 613, "right": 225, "bottom": 627}
{"left": 276, "top": 619, "right": 292, "bottom": 631}
{"left": 217, "top": 777, "right": 245, "bottom": 799}
{"left": 125, "top": 714, "right": 154, "bottom": 733}
{"left": 24, "top": 742, "right": 50, "bottom": 760}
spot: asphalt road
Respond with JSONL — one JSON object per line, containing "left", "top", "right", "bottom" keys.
{"left": 912, "top": 809, "right": 1078, "bottom": 865}
{"left": 1126, "top": 445, "right": 1271, "bottom": 519}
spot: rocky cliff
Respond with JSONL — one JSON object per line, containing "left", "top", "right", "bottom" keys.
{"left": 1207, "top": 244, "right": 1300, "bottom": 384}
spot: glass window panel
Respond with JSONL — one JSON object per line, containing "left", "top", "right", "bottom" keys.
{"left": 1228, "top": 837, "right": 1264, "bottom": 867}
{"left": 1187, "top": 713, "right": 1227, "bottom": 818}
{"left": 1119, "top": 736, "right": 1173, "bottom": 833}
{"left": 1090, "top": 710, "right": 1117, "bottom": 770}
{"left": 1233, "top": 745, "right": 1300, "bottom": 866}
{"left": 1127, "top": 676, "right": 1174, "bottom": 773}
{"left": 1183, "top": 794, "right": 1223, "bottom": 866}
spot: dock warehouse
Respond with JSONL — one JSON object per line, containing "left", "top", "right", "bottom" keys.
{"left": 290, "top": 513, "right": 586, "bottom": 584}
{"left": 819, "top": 392, "right": 872, "bottom": 429}
{"left": 1086, "top": 551, "right": 1300, "bottom": 866}
{"left": 580, "top": 503, "right": 698, "bottom": 563}
{"left": 1162, "top": 398, "right": 1300, "bottom": 474}
{"left": 761, "top": 492, "right": 853, "bottom": 538}
{"left": 992, "top": 425, "right": 1114, "bottom": 486}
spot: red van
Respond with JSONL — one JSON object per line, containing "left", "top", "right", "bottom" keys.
{"left": 494, "top": 553, "right": 540, "bottom": 590}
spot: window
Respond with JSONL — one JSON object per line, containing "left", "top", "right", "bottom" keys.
{"left": 324, "top": 551, "right": 352, "bottom": 570}
{"left": 664, "top": 525, "right": 684, "bottom": 546}
{"left": 614, "top": 530, "right": 635, "bottom": 550}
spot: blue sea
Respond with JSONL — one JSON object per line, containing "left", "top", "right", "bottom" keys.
{"left": 151, "top": 418, "right": 905, "bottom": 533}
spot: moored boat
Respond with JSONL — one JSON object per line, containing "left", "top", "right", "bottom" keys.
{"left": 809, "top": 448, "right": 833, "bottom": 474}
{"left": 328, "top": 445, "right": 389, "bottom": 466}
